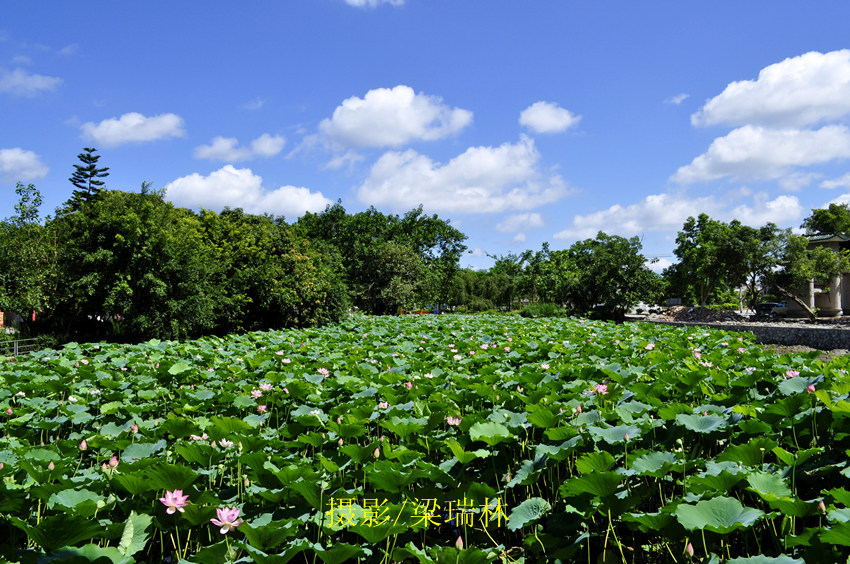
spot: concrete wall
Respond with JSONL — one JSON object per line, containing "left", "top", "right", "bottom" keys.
{"left": 647, "top": 320, "right": 850, "bottom": 350}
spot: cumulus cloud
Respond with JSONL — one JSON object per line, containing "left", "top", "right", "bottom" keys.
{"left": 357, "top": 136, "right": 569, "bottom": 214}
{"left": 554, "top": 192, "right": 803, "bottom": 242}
{"left": 822, "top": 173, "right": 850, "bottom": 190}
{"left": 0, "top": 148, "right": 49, "bottom": 182}
{"left": 344, "top": 0, "right": 404, "bottom": 6}
{"left": 671, "top": 125, "right": 850, "bottom": 184}
{"left": 194, "top": 134, "right": 285, "bottom": 162}
{"left": 554, "top": 193, "right": 720, "bottom": 241}
{"left": 692, "top": 50, "right": 850, "bottom": 128}
{"left": 0, "top": 67, "right": 61, "bottom": 96}
{"left": 319, "top": 85, "right": 472, "bottom": 148}
{"left": 519, "top": 101, "right": 580, "bottom": 134}
{"left": 729, "top": 194, "right": 803, "bottom": 226}
{"left": 495, "top": 212, "right": 545, "bottom": 233}
{"left": 81, "top": 112, "right": 186, "bottom": 148}
{"left": 164, "top": 165, "right": 332, "bottom": 218}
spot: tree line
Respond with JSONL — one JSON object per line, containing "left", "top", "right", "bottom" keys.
{"left": 2, "top": 148, "right": 848, "bottom": 342}
{"left": 0, "top": 149, "right": 468, "bottom": 342}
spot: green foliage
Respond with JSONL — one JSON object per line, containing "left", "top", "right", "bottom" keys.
{"left": 298, "top": 203, "right": 466, "bottom": 314}
{"left": 518, "top": 302, "right": 568, "bottom": 318}
{"left": 0, "top": 183, "right": 57, "bottom": 320}
{"left": 68, "top": 147, "right": 109, "bottom": 210}
{"left": 3, "top": 314, "right": 850, "bottom": 561}
{"left": 802, "top": 203, "right": 850, "bottom": 235}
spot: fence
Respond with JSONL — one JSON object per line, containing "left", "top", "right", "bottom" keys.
{"left": 0, "top": 338, "right": 41, "bottom": 357}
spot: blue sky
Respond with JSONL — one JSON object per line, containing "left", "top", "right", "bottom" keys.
{"left": 3, "top": 2, "right": 850, "bottom": 271}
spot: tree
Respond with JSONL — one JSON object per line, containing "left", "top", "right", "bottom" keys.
{"left": 50, "top": 189, "right": 217, "bottom": 340}
{"left": 68, "top": 147, "right": 109, "bottom": 209}
{"left": 297, "top": 202, "right": 466, "bottom": 313}
{"left": 801, "top": 203, "right": 850, "bottom": 235}
{"left": 726, "top": 221, "right": 783, "bottom": 311}
{"left": 0, "top": 183, "right": 58, "bottom": 322}
{"left": 563, "top": 232, "right": 660, "bottom": 319}
{"left": 672, "top": 214, "right": 737, "bottom": 305}
{"left": 769, "top": 232, "right": 850, "bottom": 319}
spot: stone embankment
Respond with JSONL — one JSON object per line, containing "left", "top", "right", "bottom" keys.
{"left": 641, "top": 307, "right": 850, "bottom": 351}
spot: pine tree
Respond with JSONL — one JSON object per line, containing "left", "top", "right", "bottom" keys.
{"left": 68, "top": 147, "right": 109, "bottom": 208}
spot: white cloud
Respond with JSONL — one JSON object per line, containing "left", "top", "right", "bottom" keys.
{"left": 0, "top": 148, "right": 48, "bottom": 182}
{"left": 80, "top": 112, "right": 186, "bottom": 148}
{"left": 665, "top": 93, "right": 689, "bottom": 105}
{"left": 344, "top": 0, "right": 404, "bottom": 6}
{"left": 0, "top": 67, "right": 61, "bottom": 96}
{"left": 57, "top": 43, "right": 79, "bottom": 56}
{"left": 778, "top": 172, "right": 821, "bottom": 192}
{"left": 467, "top": 248, "right": 485, "bottom": 258}
{"left": 495, "top": 212, "right": 545, "bottom": 233}
{"left": 194, "top": 134, "right": 285, "bottom": 162}
{"left": 554, "top": 192, "right": 804, "bottom": 242}
{"left": 671, "top": 125, "right": 850, "bottom": 184}
{"left": 319, "top": 85, "right": 472, "bottom": 148}
{"left": 729, "top": 194, "right": 802, "bottom": 226}
{"left": 357, "top": 136, "right": 569, "bottom": 214}
{"left": 519, "top": 101, "right": 580, "bottom": 134}
{"left": 164, "top": 165, "right": 332, "bottom": 218}
{"left": 513, "top": 233, "right": 527, "bottom": 243}
{"left": 821, "top": 173, "right": 850, "bottom": 189}
{"left": 324, "top": 150, "right": 364, "bottom": 170}
{"left": 692, "top": 50, "right": 850, "bottom": 128}
{"left": 554, "top": 193, "right": 720, "bottom": 241}
{"left": 646, "top": 257, "right": 674, "bottom": 273}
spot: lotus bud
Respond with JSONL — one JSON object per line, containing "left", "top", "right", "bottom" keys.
{"left": 624, "top": 433, "right": 630, "bottom": 442}
{"left": 576, "top": 404, "right": 582, "bottom": 414}
{"left": 373, "top": 447, "right": 380, "bottom": 458}
{"left": 819, "top": 500, "right": 827, "bottom": 514}
{"left": 109, "top": 456, "right": 119, "bottom": 469}
{"left": 686, "top": 542, "right": 694, "bottom": 557}
{"left": 456, "top": 535, "right": 463, "bottom": 550}
{"left": 79, "top": 439, "right": 87, "bottom": 451}
{"left": 338, "top": 438, "right": 344, "bottom": 446}
{"left": 48, "top": 461, "right": 55, "bottom": 471}
{"left": 807, "top": 384, "right": 816, "bottom": 394}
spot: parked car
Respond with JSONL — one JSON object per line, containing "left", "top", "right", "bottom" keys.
{"left": 757, "top": 302, "right": 786, "bottom": 317}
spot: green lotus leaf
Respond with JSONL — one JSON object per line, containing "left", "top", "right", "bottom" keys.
{"left": 675, "top": 413, "right": 726, "bottom": 433}
{"left": 506, "top": 497, "right": 551, "bottom": 531}
{"left": 676, "top": 496, "right": 764, "bottom": 533}
{"left": 468, "top": 421, "right": 512, "bottom": 446}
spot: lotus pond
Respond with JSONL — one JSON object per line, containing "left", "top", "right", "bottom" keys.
{"left": 2, "top": 314, "right": 850, "bottom": 563}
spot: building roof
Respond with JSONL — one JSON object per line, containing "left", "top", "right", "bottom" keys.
{"left": 808, "top": 233, "right": 850, "bottom": 243}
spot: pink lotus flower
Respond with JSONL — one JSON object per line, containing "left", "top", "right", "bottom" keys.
{"left": 251, "top": 389, "right": 262, "bottom": 399}
{"left": 541, "top": 363, "right": 550, "bottom": 370}
{"left": 447, "top": 416, "right": 462, "bottom": 426}
{"left": 592, "top": 384, "right": 608, "bottom": 395}
{"left": 131, "top": 424, "right": 139, "bottom": 433}
{"left": 424, "top": 373, "right": 434, "bottom": 379}
{"left": 257, "top": 405, "right": 267, "bottom": 413}
{"left": 5, "top": 408, "right": 12, "bottom": 415}
{"left": 786, "top": 370, "right": 800, "bottom": 378}
{"left": 260, "top": 383, "right": 273, "bottom": 391}
{"left": 807, "top": 384, "right": 816, "bottom": 394}
{"left": 211, "top": 507, "right": 243, "bottom": 534}
{"left": 108, "top": 455, "right": 119, "bottom": 468}
{"left": 378, "top": 401, "right": 389, "bottom": 409}
{"left": 317, "top": 368, "right": 330, "bottom": 377}
{"left": 645, "top": 343, "right": 655, "bottom": 350}
{"left": 160, "top": 489, "right": 190, "bottom": 514}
